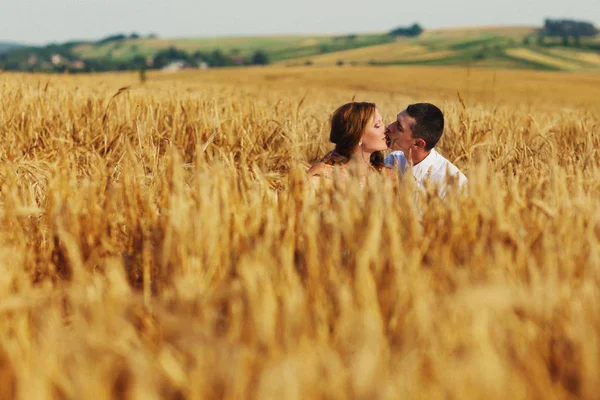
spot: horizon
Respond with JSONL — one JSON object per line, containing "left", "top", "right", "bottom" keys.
{"left": 2, "top": 0, "right": 599, "bottom": 46}
{"left": 0, "top": 23, "right": 571, "bottom": 48}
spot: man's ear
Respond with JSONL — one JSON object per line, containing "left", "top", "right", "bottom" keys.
{"left": 414, "top": 138, "right": 426, "bottom": 149}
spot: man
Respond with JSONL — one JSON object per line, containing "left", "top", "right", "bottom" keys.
{"left": 385, "top": 103, "right": 467, "bottom": 198}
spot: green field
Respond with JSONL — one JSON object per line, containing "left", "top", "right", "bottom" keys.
{"left": 71, "top": 34, "right": 394, "bottom": 62}
{"left": 70, "top": 26, "right": 600, "bottom": 71}
{"left": 281, "top": 27, "right": 600, "bottom": 71}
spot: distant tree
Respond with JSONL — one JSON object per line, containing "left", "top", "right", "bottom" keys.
{"left": 189, "top": 49, "right": 237, "bottom": 68}
{"left": 319, "top": 44, "right": 331, "bottom": 54}
{"left": 304, "top": 60, "right": 313, "bottom": 66}
{"left": 97, "top": 34, "right": 127, "bottom": 45}
{"left": 209, "top": 49, "right": 228, "bottom": 67}
{"left": 152, "top": 46, "right": 190, "bottom": 68}
{"left": 62, "top": 40, "right": 87, "bottom": 49}
{"left": 251, "top": 50, "right": 270, "bottom": 65}
{"left": 336, "top": 60, "right": 344, "bottom": 66}
{"left": 131, "top": 55, "right": 147, "bottom": 69}
{"left": 537, "top": 36, "right": 545, "bottom": 46}
{"left": 130, "top": 33, "right": 140, "bottom": 40}
{"left": 389, "top": 23, "right": 423, "bottom": 37}
{"left": 191, "top": 50, "right": 207, "bottom": 60}
{"left": 542, "top": 19, "right": 598, "bottom": 46}
{"left": 473, "top": 51, "right": 486, "bottom": 60}
{"left": 0, "top": 42, "right": 23, "bottom": 54}
{"left": 410, "top": 24, "right": 424, "bottom": 36}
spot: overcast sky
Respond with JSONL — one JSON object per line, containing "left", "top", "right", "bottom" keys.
{"left": 2, "top": 0, "right": 599, "bottom": 45}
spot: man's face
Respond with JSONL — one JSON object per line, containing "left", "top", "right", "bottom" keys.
{"left": 385, "top": 109, "right": 416, "bottom": 154}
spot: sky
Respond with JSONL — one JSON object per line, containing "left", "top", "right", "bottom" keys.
{"left": 2, "top": 0, "right": 599, "bottom": 45}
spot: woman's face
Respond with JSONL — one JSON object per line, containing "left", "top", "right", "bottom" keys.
{"left": 360, "top": 109, "right": 388, "bottom": 152}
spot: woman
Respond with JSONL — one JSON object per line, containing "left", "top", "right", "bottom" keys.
{"left": 308, "top": 102, "right": 392, "bottom": 187}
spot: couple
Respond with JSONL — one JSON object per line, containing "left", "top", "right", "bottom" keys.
{"left": 308, "top": 102, "right": 467, "bottom": 198}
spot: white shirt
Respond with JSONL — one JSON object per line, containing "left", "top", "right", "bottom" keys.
{"left": 384, "top": 148, "right": 467, "bottom": 198}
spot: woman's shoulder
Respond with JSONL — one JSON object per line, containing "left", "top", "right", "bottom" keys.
{"left": 307, "top": 162, "right": 334, "bottom": 177}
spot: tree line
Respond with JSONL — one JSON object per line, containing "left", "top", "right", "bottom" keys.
{"left": 0, "top": 28, "right": 417, "bottom": 73}
{"left": 2, "top": 19, "right": 598, "bottom": 73}
{"left": 388, "top": 23, "right": 423, "bottom": 37}
{"left": 541, "top": 19, "right": 598, "bottom": 46}
{"left": 0, "top": 41, "right": 270, "bottom": 73}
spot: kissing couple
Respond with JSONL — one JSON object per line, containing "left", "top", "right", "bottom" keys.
{"left": 308, "top": 102, "right": 467, "bottom": 198}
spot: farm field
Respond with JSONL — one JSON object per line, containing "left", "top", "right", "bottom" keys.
{"left": 68, "top": 26, "right": 600, "bottom": 71}
{"left": 542, "top": 48, "right": 600, "bottom": 66}
{"left": 1, "top": 65, "right": 600, "bottom": 398}
{"left": 278, "top": 42, "right": 429, "bottom": 66}
{"left": 505, "top": 48, "right": 583, "bottom": 70}
{"left": 71, "top": 33, "right": 394, "bottom": 62}
{"left": 279, "top": 27, "right": 600, "bottom": 71}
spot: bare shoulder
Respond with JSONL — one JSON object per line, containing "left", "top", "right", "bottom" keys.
{"left": 307, "top": 162, "right": 335, "bottom": 191}
{"left": 307, "top": 162, "right": 333, "bottom": 178}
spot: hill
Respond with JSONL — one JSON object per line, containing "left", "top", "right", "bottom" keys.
{"left": 280, "top": 26, "right": 600, "bottom": 71}
{"left": 73, "top": 26, "right": 600, "bottom": 72}
{"left": 0, "top": 41, "right": 23, "bottom": 54}
{"left": 70, "top": 34, "right": 394, "bottom": 63}
{"left": 3, "top": 25, "right": 600, "bottom": 72}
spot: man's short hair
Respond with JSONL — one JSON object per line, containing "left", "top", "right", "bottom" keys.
{"left": 406, "top": 103, "right": 444, "bottom": 150}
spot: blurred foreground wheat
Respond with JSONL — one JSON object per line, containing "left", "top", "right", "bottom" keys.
{"left": 1, "top": 66, "right": 600, "bottom": 399}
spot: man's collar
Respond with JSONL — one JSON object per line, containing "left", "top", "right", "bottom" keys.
{"left": 412, "top": 148, "right": 437, "bottom": 175}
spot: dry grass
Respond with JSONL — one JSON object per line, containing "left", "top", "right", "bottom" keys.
{"left": 505, "top": 48, "right": 583, "bottom": 70}
{"left": 394, "top": 50, "right": 457, "bottom": 62}
{"left": 281, "top": 43, "right": 427, "bottom": 66}
{"left": 1, "top": 66, "right": 600, "bottom": 399}
{"left": 156, "top": 65, "right": 600, "bottom": 107}
{"left": 543, "top": 48, "right": 600, "bottom": 67}
{"left": 423, "top": 26, "right": 537, "bottom": 39}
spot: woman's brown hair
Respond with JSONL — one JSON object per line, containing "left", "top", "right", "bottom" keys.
{"left": 320, "top": 102, "right": 385, "bottom": 170}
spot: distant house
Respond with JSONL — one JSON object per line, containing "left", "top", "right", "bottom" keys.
{"left": 71, "top": 60, "right": 85, "bottom": 70}
{"left": 231, "top": 56, "right": 247, "bottom": 65}
{"left": 162, "top": 60, "right": 188, "bottom": 72}
{"left": 50, "top": 54, "right": 65, "bottom": 66}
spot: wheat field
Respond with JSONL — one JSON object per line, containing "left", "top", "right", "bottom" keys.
{"left": 280, "top": 43, "right": 428, "bottom": 66}
{"left": 543, "top": 48, "right": 600, "bottom": 67}
{"left": 1, "top": 65, "right": 600, "bottom": 399}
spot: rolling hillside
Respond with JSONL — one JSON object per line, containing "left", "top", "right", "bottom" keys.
{"left": 279, "top": 27, "right": 600, "bottom": 71}
{"left": 71, "top": 34, "right": 393, "bottom": 62}
{"left": 0, "top": 41, "right": 23, "bottom": 54}
{"left": 11, "top": 26, "right": 600, "bottom": 72}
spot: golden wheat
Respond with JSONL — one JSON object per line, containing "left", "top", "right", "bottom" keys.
{"left": 506, "top": 48, "right": 582, "bottom": 70}
{"left": 0, "top": 66, "right": 600, "bottom": 399}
